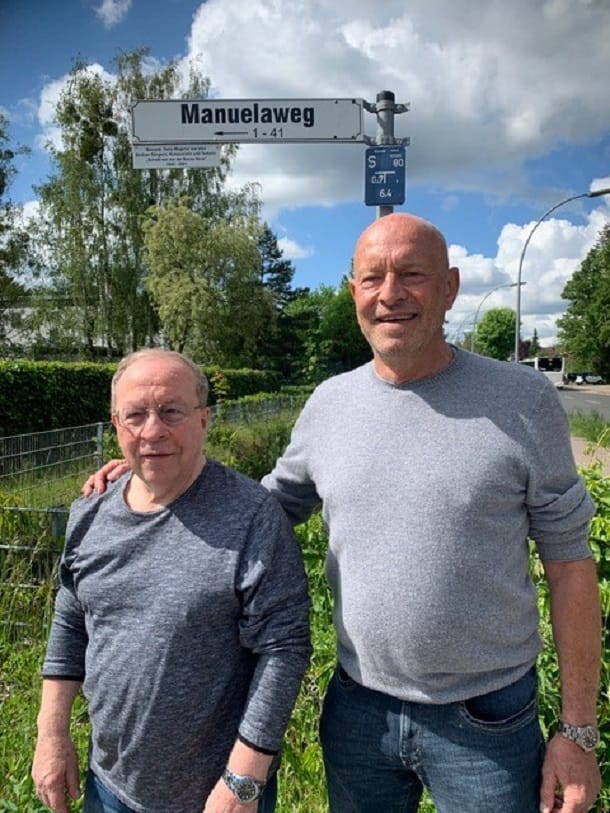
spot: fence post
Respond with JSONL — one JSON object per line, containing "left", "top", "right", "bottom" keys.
{"left": 49, "top": 506, "right": 68, "bottom": 539}
{"left": 96, "top": 422, "right": 104, "bottom": 469}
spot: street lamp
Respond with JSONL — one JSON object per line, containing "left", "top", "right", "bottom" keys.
{"left": 471, "top": 282, "right": 524, "bottom": 352}
{"left": 513, "top": 186, "right": 610, "bottom": 363}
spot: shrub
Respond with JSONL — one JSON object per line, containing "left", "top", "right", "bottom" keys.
{"left": 0, "top": 361, "right": 283, "bottom": 437}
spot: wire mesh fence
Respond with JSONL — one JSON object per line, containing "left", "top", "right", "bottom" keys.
{"left": 0, "top": 424, "right": 111, "bottom": 634}
{"left": 0, "top": 395, "right": 307, "bottom": 633}
{"left": 0, "top": 422, "right": 109, "bottom": 504}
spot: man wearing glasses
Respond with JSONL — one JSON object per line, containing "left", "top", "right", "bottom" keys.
{"left": 32, "top": 349, "right": 311, "bottom": 813}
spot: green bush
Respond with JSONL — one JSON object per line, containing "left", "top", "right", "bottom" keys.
{"left": 0, "top": 361, "right": 116, "bottom": 436}
{"left": 0, "top": 361, "right": 283, "bottom": 437}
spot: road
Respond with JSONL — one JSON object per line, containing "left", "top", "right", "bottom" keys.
{"left": 559, "top": 385, "right": 610, "bottom": 421}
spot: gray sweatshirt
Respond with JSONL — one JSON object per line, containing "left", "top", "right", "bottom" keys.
{"left": 43, "top": 460, "right": 311, "bottom": 813}
{"left": 262, "top": 348, "right": 595, "bottom": 703}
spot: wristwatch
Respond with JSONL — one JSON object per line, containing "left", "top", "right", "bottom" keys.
{"left": 222, "top": 767, "right": 267, "bottom": 803}
{"left": 557, "top": 720, "right": 600, "bottom": 752}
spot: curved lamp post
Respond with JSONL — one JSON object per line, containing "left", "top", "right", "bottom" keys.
{"left": 470, "top": 282, "right": 523, "bottom": 352}
{"left": 513, "top": 186, "right": 610, "bottom": 363}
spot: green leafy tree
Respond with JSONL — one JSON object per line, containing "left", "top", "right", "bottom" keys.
{"left": 557, "top": 225, "right": 610, "bottom": 380}
{"left": 473, "top": 307, "right": 516, "bottom": 360}
{"left": 26, "top": 50, "right": 246, "bottom": 358}
{"left": 143, "top": 199, "right": 274, "bottom": 366}
{"left": 286, "top": 279, "right": 371, "bottom": 383}
{"left": 0, "top": 114, "right": 30, "bottom": 347}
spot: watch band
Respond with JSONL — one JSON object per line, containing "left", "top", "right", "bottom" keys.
{"left": 557, "top": 719, "right": 600, "bottom": 752}
{"left": 222, "top": 767, "right": 267, "bottom": 803}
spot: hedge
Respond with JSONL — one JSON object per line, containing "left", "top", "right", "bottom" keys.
{"left": 0, "top": 360, "right": 282, "bottom": 437}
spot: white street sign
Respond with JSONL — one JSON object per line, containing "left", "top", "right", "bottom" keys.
{"left": 131, "top": 98, "right": 364, "bottom": 144}
{"left": 132, "top": 142, "right": 221, "bottom": 169}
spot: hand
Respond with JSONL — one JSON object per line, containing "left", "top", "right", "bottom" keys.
{"left": 32, "top": 733, "right": 80, "bottom": 813}
{"left": 540, "top": 733, "right": 601, "bottom": 813}
{"left": 202, "top": 777, "right": 258, "bottom": 813}
{"left": 81, "top": 459, "right": 130, "bottom": 496}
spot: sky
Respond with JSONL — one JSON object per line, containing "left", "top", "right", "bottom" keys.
{"left": 1, "top": 0, "right": 610, "bottom": 348}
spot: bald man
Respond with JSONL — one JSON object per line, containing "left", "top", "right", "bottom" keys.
{"left": 263, "top": 213, "right": 601, "bottom": 813}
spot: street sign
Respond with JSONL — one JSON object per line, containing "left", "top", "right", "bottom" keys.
{"left": 131, "top": 98, "right": 364, "bottom": 144}
{"left": 364, "top": 145, "right": 406, "bottom": 206}
{"left": 132, "top": 143, "right": 221, "bottom": 169}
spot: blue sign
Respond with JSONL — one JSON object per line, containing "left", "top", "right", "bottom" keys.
{"left": 364, "top": 145, "right": 406, "bottom": 206}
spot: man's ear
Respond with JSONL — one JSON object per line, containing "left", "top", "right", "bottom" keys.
{"left": 446, "top": 266, "right": 460, "bottom": 310}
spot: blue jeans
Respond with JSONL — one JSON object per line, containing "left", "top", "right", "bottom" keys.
{"left": 83, "top": 768, "right": 277, "bottom": 813}
{"left": 319, "top": 665, "right": 545, "bottom": 813}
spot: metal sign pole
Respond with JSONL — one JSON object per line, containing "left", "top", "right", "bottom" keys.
{"left": 363, "top": 91, "right": 409, "bottom": 217}
{"left": 375, "top": 91, "right": 397, "bottom": 218}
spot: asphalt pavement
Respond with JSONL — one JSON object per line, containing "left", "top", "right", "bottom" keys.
{"left": 560, "top": 383, "right": 610, "bottom": 423}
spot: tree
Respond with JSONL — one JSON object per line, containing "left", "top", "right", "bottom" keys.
{"left": 253, "top": 224, "right": 310, "bottom": 376}
{"left": 0, "top": 114, "right": 30, "bottom": 348}
{"left": 285, "top": 278, "right": 371, "bottom": 383}
{"left": 529, "top": 328, "right": 541, "bottom": 356}
{"left": 26, "top": 50, "right": 250, "bottom": 358}
{"left": 258, "top": 224, "right": 301, "bottom": 307}
{"left": 473, "top": 307, "right": 516, "bottom": 360}
{"left": 557, "top": 225, "right": 610, "bottom": 380}
{"left": 143, "top": 199, "right": 275, "bottom": 366}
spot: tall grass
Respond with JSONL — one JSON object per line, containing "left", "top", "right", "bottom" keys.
{"left": 568, "top": 409, "right": 610, "bottom": 447}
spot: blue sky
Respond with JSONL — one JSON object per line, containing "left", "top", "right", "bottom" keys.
{"left": 2, "top": 0, "right": 610, "bottom": 346}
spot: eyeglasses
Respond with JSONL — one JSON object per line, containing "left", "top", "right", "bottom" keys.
{"left": 113, "top": 404, "right": 204, "bottom": 430}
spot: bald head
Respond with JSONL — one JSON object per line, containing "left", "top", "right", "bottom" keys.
{"left": 353, "top": 213, "right": 450, "bottom": 275}
{"left": 349, "top": 212, "right": 460, "bottom": 384}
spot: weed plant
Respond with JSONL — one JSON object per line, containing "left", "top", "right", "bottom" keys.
{"left": 0, "top": 414, "right": 609, "bottom": 811}
{"left": 569, "top": 410, "right": 610, "bottom": 447}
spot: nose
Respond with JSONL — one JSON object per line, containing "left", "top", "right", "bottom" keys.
{"left": 378, "top": 272, "right": 406, "bottom": 305}
{"left": 139, "top": 410, "right": 169, "bottom": 437}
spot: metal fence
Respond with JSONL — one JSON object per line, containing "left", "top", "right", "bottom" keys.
{"left": 0, "top": 422, "right": 109, "bottom": 504}
{"left": 0, "top": 395, "right": 306, "bottom": 607}
{"left": 0, "top": 423, "right": 113, "bottom": 632}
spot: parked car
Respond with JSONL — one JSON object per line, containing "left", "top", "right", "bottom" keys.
{"left": 575, "top": 373, "right": 606, "bottom": 385}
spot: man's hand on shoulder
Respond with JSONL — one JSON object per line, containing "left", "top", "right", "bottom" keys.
{"left": 81, "top": 459, "right": 130, "bottom": 497}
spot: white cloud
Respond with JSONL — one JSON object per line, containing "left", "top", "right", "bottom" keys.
{"left": 94, "top": 0, "right": 132, "bottom": 28}
{"left": 183, "top": 0, "right": 610, "bottom": 210}
{"left": 12, "top": 0, "right": 610, "bottom": 345}
{"left": 447, "top": 200, "right": 609, "bottom": 346}
{"left": 277, "top": 235, "right": 313, "bottom": 261}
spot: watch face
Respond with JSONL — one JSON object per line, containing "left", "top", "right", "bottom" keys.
{"left": 581, "top": 727, "right": 600, "bottom": 749}
{"left": 223, "top": 768, "right": 265, "bottom": 802}
{"left": 235, "top": 778, "right": 259, "bottom": 803}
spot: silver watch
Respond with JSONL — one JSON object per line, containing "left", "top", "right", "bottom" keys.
{"left": 222, "top": 767, "right": 266, "bottom": 803}
{"left": 557, "top": 720, "right": 600, "bottom": 752}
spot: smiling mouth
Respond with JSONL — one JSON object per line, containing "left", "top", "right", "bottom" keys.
{"left": 376, "top": 314, "right": 417, "bottom": 323}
